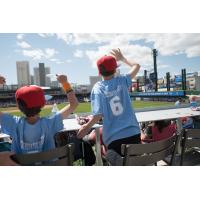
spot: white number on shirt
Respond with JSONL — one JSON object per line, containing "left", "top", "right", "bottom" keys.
{"left": 109, "top": 96, "right": 124, "bottom": 116}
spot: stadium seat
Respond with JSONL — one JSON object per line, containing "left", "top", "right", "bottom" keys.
{"left": 180, "top": 129, "right": 200, "bottom": 166}
{"left": 120, "top": 134, "right": 179, "bottom": 166}
{"left": 11, "top": 144, "right": 74, "bottom": 166}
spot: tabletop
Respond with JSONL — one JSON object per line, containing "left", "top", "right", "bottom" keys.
{"left": 135, "top": 107, "right": 200, "bottom": 123}
{"left": 62, "top": 118, "right": 102, "bottom": 131}
{"left": 0, "top": 133, "right": 10, "bottom": 139}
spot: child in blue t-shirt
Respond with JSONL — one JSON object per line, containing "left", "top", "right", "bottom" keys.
{"left": 0, "top": 74, "right": 78, "bottom": 154}
{"left": 77, "top": 48, "right": 141, "bottom": 156}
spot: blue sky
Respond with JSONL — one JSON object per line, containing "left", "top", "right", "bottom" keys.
{"left": 0, "top": 33, "right": 200, "bottom": 85}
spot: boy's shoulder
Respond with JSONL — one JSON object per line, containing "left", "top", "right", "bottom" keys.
{"left": 92, "top": 81, "right": 103, "bottom": 92}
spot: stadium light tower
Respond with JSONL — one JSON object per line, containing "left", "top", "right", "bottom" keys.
{"left": 152, "top": 49, "right": 158, "bottom": 92}
{"left": 181, "top": 68, "right": 187, "bottom": 91}
{"left": 166, "top": 72, "right": 170, "bottom": 91}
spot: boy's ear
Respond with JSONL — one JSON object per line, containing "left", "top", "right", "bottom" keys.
{"left": 99, "top": 64, "right": 106, "bottom": 75}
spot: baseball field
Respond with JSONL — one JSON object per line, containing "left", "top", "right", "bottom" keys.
{"left": 0, "top": 101, "right": 174, "bottom": 116}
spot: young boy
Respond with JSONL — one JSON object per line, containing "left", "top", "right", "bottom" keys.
{"left": 175, "top": 97, "right": 182, "bottom": 107}
{"left": 0, "top": 74, "right": 78, "bottom": 154}
{"left": 77, "top": 48, "right": 141, "bottom": 156}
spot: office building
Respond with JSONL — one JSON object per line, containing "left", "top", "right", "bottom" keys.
{"left": 45, "top": 67, "right": 51, "bottom": 87}
{"left": 34, "top": 63, "right": 51, "bottom": 86}
{"left": 39, "top": 63, "right": 46, "bottom": 86}
{"left": 16, "top": 61, "right": 30, "bottom": 86}
{"left": 89, "top": 76, "right": 102, "bottom": 90}
{"left": 33, "top": 67, "right": 40, "bottom": 85}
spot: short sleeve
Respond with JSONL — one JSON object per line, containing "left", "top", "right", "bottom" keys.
{"left": 120, "top": 74, "right": 132, "bottom": 88}
{"left": 47, "top": 113, "right": 64, "bottom": 136}
{"left": 90, "top": 89, "right": 103, "bottom": 116}
{"left": 0, "top": 113, "right": 19, "bottom": 137}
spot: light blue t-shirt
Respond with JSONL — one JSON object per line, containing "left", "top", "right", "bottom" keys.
{"left": 91, "top": 74, "right": 140, "bottom": 146}
{"left": 175, "top": 101, "right": 181, "bottom": 107}
{"left": 190, "top": 101, "right": 198, "bottom": 108}
{"left": 0, "top": 113, "right": 63, "bottom": 154}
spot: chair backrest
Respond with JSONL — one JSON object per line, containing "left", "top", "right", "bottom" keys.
{"left": 11, "top": 144, "right": 74, "bottom": 166}
{"left": 183, "top": 129, "right": 200, "bottom": 148}
{"left": 54, "top": 130, "right": 77, "bottom": 147}
{"left": 180, "top": 129, "right": 200, "bottom": 165}
{"left": 121, "top": 134, "right": 178, "bottom": 166}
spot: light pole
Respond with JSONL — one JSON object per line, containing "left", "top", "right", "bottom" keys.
{"left": 152, "top": 49, "right": 158, "bottom": 92}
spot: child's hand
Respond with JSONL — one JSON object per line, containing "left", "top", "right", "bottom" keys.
{"left": 56, "top": 74, "right": 68, "bottom": 84}
{"left": 0, "top": 75, "right": 6, "bottom": 85}
{"left": 109, "top": 48, "right": 125, "bottom": 62}
{"left": 77, "top": 124, "right": 90, "bottom": 139}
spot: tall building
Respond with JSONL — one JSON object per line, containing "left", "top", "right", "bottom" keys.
{"left": 30, "top": 75, "right": 34, "bottom": 85}
{"left": 51, "top": 80, "right": 59, "bottom": 88}
{"left": 45, "top": 67, "right": 51, "bottom": 86}
{"left": 33, "top": 67, "right": 40, "bottom": 85}
{"left": 34, "top": 65, "right": 51, "bottom": 86}
{"left": 89, "top": 76, "right": 102, "bottom": 90}
{"left": 39, "top": 63, "right": 46, "bottom": 86}
{"left": 16, "top": 61, "right": 30, "bottom": 86}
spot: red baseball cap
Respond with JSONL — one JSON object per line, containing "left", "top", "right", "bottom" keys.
{"left": 97, "top": 55, "right": 117, "bottom": 75}
{"left": 15, "top": 85, "right": 45, "bottom": 108}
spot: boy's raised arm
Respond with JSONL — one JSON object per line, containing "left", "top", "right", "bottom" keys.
{"left": 56, "top": 74, "right": 79, "bottom": 119}
{"left": 0, "top": 75, "right": 6, "bottom": 118}
{"left": 110, "top": 48, "right": 141, "bottom": 79}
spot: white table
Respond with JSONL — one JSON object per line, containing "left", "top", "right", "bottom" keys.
{"left": 136, "top": 107, "right": 200, "bottom": 153}
{"left": 136, "top": 107, "right": 200, "bottom": 123}
{"left": 0, "top": 133, "right": 10, "bottom": 140}
{"left": 62, "top": 119, "right": 103, "bottom": 166}
{"left": 62, "top": 107, "right": 200, "bottom": 165}
{"left": 136, "top": 107, "right": 200, "bottom": 139}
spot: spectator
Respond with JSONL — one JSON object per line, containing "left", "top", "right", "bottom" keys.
{"left": 0, "top": 74, "right": 78, "bottom": 154}
{"left": 175, "top": 97, "right": 183, "bottom": 107}
{"left": 77, "top": 48, "right": 141, "bottom": 158}
{"left": 141, "top": 120, "right": 176, "bottom": 142}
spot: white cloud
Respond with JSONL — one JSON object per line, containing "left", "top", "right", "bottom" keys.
{"left": 140, "top": 33, "right": 200, "bottom": 58}
{"left": 50, "top": 58, "right": 64, "bottom": 64}
{"left": 56, "top": 33, "right": 73, "bottom": 44}
{"left": 17, "top": 41, "right": 31, "bottom": 49}
{"left": 44, "top": 48, "right": 58, "bottom": 58}
{"left": 22, "top": 48, "right": 58, "bottom": 60}
{"left": 16, "top": 33, "right": 24, "bottom": 40}
{"left": 50, "top": 58, "right": 59, "bottom": 62}
{"left": 85, "top": 44, "right": 152, "bottom": 68}
{"left": 38, "top": 33, "right": 55, "bottom": 38}
{"left": 74, "top": 50, "right": 84, "bottom": 58}
{"left": 18, "top": 33, "right": 200, "bottom": 70}
{"left": 56, "top": 61, "right": 64, "bottom": 64}
{"left": 56, "top": 33, "right": 200, "bottom": 58}
{"left": 66, "top": 59, "right": 72, "bottom": 63}
{"left": 22, "top": 49, "right": 44, "bottom": 60}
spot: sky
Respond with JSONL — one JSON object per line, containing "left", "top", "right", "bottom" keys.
{"left": 0, "top": 33, "right": 200, "bottom": 85}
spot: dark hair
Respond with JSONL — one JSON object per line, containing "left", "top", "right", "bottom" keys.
{"left": 17, "top": 99, "right": 41, "bottom": 117}
{"left": 99, "top": 64, "right": 116, "bottom": 77}
{"left": 155, "top": 120, "right": 170, "bottom": 133}
{"left": 178, "top": 97, "right": 182, "bottom": 101}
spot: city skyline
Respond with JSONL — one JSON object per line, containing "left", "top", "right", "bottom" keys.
{"left": 0, "top": 33, "right": 200, "bottom": 85}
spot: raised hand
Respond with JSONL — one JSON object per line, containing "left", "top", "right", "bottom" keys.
{"left": 109, "top": 48, "right": 125, "bottom": 62}
{"left": 56, "top": 74, "right": 68, "bottom": 84}
{"left": 0, "top": 75, "right": 6, "bottom": 85}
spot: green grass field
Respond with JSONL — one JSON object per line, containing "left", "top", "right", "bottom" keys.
{"left": 0, "top": 101, "right": 174, "bottom": 117}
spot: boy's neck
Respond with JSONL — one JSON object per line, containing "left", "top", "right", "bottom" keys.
{"left": 103, "top": 74, "right": 115, "bottom": 80}
{"left": 26, "top": 115, "right": 39, "bottom": 124}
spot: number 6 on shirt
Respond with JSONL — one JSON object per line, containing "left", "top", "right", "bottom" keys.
{"left": 109, "top": 96, "right": 124, "bottom": 116}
